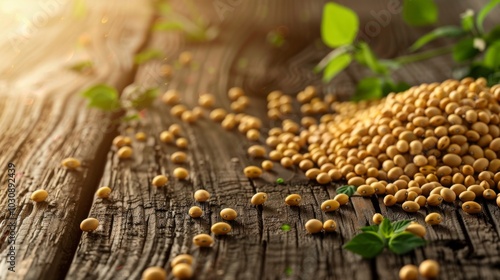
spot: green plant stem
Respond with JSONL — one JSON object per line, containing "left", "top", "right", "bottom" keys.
{"left": 395, "top": 46, "right": 454, "bottom": 65}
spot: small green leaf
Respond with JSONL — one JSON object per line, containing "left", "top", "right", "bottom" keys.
{"left": 321, "top": 2, "right": 359, "bottom": 48}
{"left": 81, "top": 84, "right": 121, "bottom": 111}
{"left": 73, "top": 0, "right": 87, "bottom": 19}
{"left": 315, "top": 45, "right": 352, "bottom": 73}
{"left": 130, "top": 88, "right": 159, "bottom": 110}
{"left": 388, "top": 232, "right": 426, "bottom": 255}
{"left": 486, "top": 26, "right": 500, "bottom": 44}
{"left": 353, "top": 77, "right": 383, "bottom": 101}
{"left": 360, "top": 225, "right": 379, "bottom": 233}
{"left": 276, "top": 178, "right": 285, "bottom": 184}
{"left": 323, "top": 53, "right": 352, "bottom": 82}
{"left": 452, "top": 38, "right": 479, "bottom": 62}
{"left": 391, "top": 220, "right": 412, "bottom": 234}
{"left": 378, "top": 218, "right": 393, "bottom": 238}
{"left": 153, "top": 21, "right": 184, "bottom": 31}
{"left": 477, "top": 0, "right": 500, "bottom": 33}
{"left": 410, "top": 26, "right": 464, "bottom": 51}
{"left": 68, "top": 60, "right": 93, "bottom": 73}
{"left": 343, "top": 232, "right": 385, "bottom": 258}
{"left": 337, "top": 185, "right": 356, "bottom": 197}
{"left": 402, "top": 0, "right": 438, "bottom": 26}
{"left": 394, "top": 82, "right": 411, "bottom": 93}
{"left": 461, "top": 10, "right": 475, "bottom": 32}
{"left": 284, "top": 267, "right": 293, "bottom": 277}
{"left": 281, "top": 224, "right": 291, "bottom": 232}
{"left": 122, "top": 113, "right": 140, "bottom": 122}
{"left": 158, "top": 2, "right": 173, "bottom": 15}
{"left": 484, "top": 41, "right": 500, "bottom": 69}
{"left": 134, "top": 49, "right": 163, "bottom": 64}
{"left": 355, "top": 42, "right": 387, "bottom": 75}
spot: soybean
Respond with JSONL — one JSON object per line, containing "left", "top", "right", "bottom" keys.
{"left": 305, "top": 219, "right": 323, "bottom": 234}
{"left": 419, "top": 260, "right": 439, "bottom": 279}
{"left": 31, "top": 189, "right": 48, "bottom": 202}
{"left": 372, "top": 213, "right": 383, "bottom": 225}
{"left": 285, "top": 194, "right": 302, "bottom": 206}
{"left": 189, "top": 206, "right": 203, "bottom": 218}
{"left": 117, "top": 146, "right": 133, "bottom": 159}
{"left": 321, "top": 199, "right": 340, "bottom": 212}
{"left": 152, "top": 175, "right": 168, "bottom": 187}
{"left": 80, "top": 218, "right": 99, "bottom": 232}
{"left": 173, "top": 167, "right": 189, "bottom": 180}
{"left": 323, "top": 220, "right": 337, "bottom": 232}
{"left": 244, "top": 166, "right": 263, "bottom": 178}
{"left": 425, "top": 213, "right": 442, "bottom": 225}
{"left": 399, "top": 264, "right": 418, "bottom": 280}
{"left": 62, "top": 157, "right": 81, "bottom": 169}
{"left": 96, "top": 186, "right": 112, "bottom": 199}
{"left": 171, "top": 254, "right": 193, "bottom": 267}
{"left": 462, "top": 201, "right": 482, "bottom": 214}
{"left": 193, "top": 234, "right": 213, "bottom": 247}
{"left": 194, "top": 190, "right": 210, "bottom": 202}
{"left": 220, "top": 208, "right": 238, "bottom": 220}
{"left": 142, "top": 267, "right": 167, "bottom": 280}
{"left": 251, "top": 192, "right": 268, "bottom": 205}
{"left": 172, "top": 263, "right": 193, "bottom": 279}
{"left": 211, "top": 222, "right": 232, "bottom": 235}
{"left": 333, "top": 194, "right": 349, "bottom": 205}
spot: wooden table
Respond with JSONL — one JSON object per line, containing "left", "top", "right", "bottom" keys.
{"left": 1, "top": 0, "right": 499, "bottom": 279}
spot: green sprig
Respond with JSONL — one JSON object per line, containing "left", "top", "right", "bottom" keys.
{"left": 318, "top": 0, "right": 500, "bottom": 101}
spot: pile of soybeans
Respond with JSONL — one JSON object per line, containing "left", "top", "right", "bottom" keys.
{"left": 259, "top": 78, "right": 500, "bottom": 212}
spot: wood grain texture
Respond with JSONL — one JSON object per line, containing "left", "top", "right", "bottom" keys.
{"left": 0, "top": 1, "right": 153, "bottom": 279}
{"left": 68, "top": 0, "right": 500, "bottom": 279}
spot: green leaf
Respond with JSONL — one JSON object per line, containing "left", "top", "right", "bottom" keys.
{"left": 130, "top": 88, "right": 159, "bottom": 110}
{"left": 477, "top": 0, "right": 500, "bottom": 33}
{"left": 355, "top": 42, "right": 388, "bottom": 75}
{"left": 410, "top": 26, "right": 464, "bottom": 51}
{"left": 388, "top": 232, "right": 426, "bottom": 255}
{"left": 461, "top": 10, "right": 475, "bottom": 32}
{"left": 484, "top": 41, "right": 500, "bottom": 69}
{"left": 337, "top": 185, "right": 356, "bottom": 197}
{"left": 284, "top": 267, "right": 293, "bottom": 277}
{"left": 134, "top": 49, "right": 163, "bottom": 64}
{"left": 353, "top": 77, "right": 383, "bottom": 101}
{"left": 392, "top": 220, "right": 412, "bottom": 234}
{"left": 158, "top": 2, "right": 173, "bottom": 15}
{"left": 281, "top": 224, "right": 291, "bottom": 232}
{"left": 380, "top": 79, "right": 411, "bottom": 96}
{"left": 486, "top": 26, "right": 500, "bottom": 44}
{"left": 81, "top": 84, "right": 121, "bottom": 111}
{"left": 360, "top": 225, "right": 379, "bottom": 233}
{"left": 402, "top": 0, "right": 438, "bottom": 26}
{"left": 321, "top": 2, "right": 359, "bottom": 48}
{"left": 394, "top": 82, "right": 411, "bottom": 93}
{"left": 73, "top": 0, "right": 87, "bottom": 19}
{"left": 323, "top": 53, "right": 352, "bottom": 82}
{"left": 68, "top": 60, "right": 93, "bottom": 73}
{"left": 452, "top": 38, "right": 479, "bottom": 62}
{"left": 343, "top": 232, "right": 385, "bottom": 258}
{"left": 153, "top": 21, "right": 184, "bottom": 31}
{"left": 378, "top": 218, "right": 393, "bottom": 238}
{"left": 315, "top": 45, "right": 352, "bottom": 72}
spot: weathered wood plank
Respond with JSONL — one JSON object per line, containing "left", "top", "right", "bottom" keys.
{"left": 0, "top": 1, "right": 153, "bottom": 279}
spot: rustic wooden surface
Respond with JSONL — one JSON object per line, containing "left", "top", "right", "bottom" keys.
{"left": 0, "top": 1, "right": 153, "bottom": 279}
{"left": 1, "top": 0, "right": 500, "bottom": 279}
